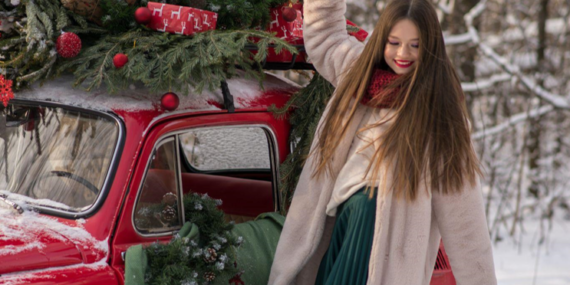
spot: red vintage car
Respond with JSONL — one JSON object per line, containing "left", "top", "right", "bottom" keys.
{"left": 0, "top": 72, "right": 455, "bottom": 284}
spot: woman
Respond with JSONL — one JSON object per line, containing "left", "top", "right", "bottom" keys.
{"left": 268, "top": 0, "right": 497, "bottom": 284}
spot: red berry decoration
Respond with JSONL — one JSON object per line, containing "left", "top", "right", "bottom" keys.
{"left": 282, "top": 6, "right": 297, "bottom": 22}
{"left": 0, "top": 74, "right": 14, "bottom": 107}
{"left": 135, "top": 7, "right": 152, "bottom": 24}
{"left": 113, "top": 53, "right": 129, "bottom": 69}
{"left": 161, "top": 92, "right": 180, "bottom": 111}
{"left": 56, "top": 32, "right": 82, "bottom": 58}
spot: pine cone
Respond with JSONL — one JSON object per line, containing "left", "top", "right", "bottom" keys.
{"left": 203, "top": 247, "right": 217, "bottom": 263}
{"left": 161, "top": 205, "right": 177, "bottom": 222}
{"left": 204, "top": 271, "right": 215, "bottom": 282}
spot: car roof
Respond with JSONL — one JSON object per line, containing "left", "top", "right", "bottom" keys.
{"left": 15, "top": 71, "right": 300, "bottom": 114}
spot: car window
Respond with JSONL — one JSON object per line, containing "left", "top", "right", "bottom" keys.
{"left": 179, "top": 127, "right": 270, "bottom": 171}
{"left": 177, "top": 125, "right": 277, "bottom": 224}
{"left": 133, "top": 138, "right": 182, "bottom": 234}
{"left": 0, "top": 103, "right": 119, "bottom": 212}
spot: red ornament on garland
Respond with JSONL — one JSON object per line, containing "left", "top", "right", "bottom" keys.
{"left": 282, "top": 6, "right": 297, "bottom": 22}
{"left": 113, "top": 53, "right": 129, "bottom": 69}
{"left": 56, "top": 32, "right": 82, "bottom": 58}
{"left": 0, "top": 74, "right": 14, "bottom": 107}
{"left": 161, "top": 92, "right": 180, "bottom": 111}
{"left": 134, "top": 7, "right": 152, "bottom": 24}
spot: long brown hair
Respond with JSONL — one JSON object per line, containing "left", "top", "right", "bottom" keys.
{"left": 311, "top": 0, "right": 482, "bottom": 201}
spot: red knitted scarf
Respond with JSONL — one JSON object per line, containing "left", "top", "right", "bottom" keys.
{"left": 358, "top": 68, "right": 401, "bottom": 108}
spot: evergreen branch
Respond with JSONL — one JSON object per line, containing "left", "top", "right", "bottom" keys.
{"left": 56, "top": 8, "right": 70, "bottom": 31}
{"left": 17, "top": 54, "right": 57, "bottom": 83}
{"left": 36, "top": 8, "right": 54, "bottom": 40}
{"left": 270, "top": 73, "right": 335, "bottom": 214}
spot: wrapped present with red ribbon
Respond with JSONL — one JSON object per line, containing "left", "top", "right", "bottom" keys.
{"left": 147, "top": 2, "right": 217, "bottom": 36}
{"left": 268, "top": 4, "right": 304, "bottom": 42}
{"left": 260, "top": 3, "right": 307, "bottom": 67}
{"left": 259, "top": 2, "right": 369, "bottom": 68}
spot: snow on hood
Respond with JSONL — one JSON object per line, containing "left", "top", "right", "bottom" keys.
{"left": 0, "top": 207, "right": 107, "bottom": 257}
{"left": 15, "top": 71, "right": 298, "bottom": 113}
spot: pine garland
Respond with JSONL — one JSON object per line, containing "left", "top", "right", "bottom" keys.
{"left": 99, "top": 0, "right": 138, "bottom": 32}
{"left": 205, "top": 0, "right": 285, "bottom": 29}
{"left": 55, "top": 28, "right": 296, "bottom": 94}
{"left": 144, "top": 193, "right": 242, "bottom": 285}
{"left": 0, "top": 0, "right": 105, "bottom": 88}
{"left": 269, "top": 73, "right": 334, "bottom": 214}
{"left": 0, "top": 0, "right": 297, "bottom": 94}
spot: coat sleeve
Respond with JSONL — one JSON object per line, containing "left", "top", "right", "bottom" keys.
{"left": 432, "top": 178, "right": 498, "bottom": 285}
{"left": 303, "top": 0, "right": 365, "bottom": 87}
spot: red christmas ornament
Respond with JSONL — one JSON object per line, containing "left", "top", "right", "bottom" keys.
{"left": 161, "top": 92, "right": 180, "bottom": 111}
{"left": 56, "top": 32, "right": 82, "bottom": 58}
{"left": 135, "top": 7, "right": 152, "bottom": 24}
{"left": 282, "top": 6, "right": 297, "bottom": 22}
{"left": 0, "top": 74, "right": 14, "bottom": 107}
{"left": 113, "top": 53, "right": 129, "bottom": 69}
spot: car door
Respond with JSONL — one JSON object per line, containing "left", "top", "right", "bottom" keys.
{"left": 109, "top": 111, "right": 289, "bottom": 282}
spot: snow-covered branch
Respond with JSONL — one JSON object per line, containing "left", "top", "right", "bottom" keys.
{"left": 444, "top": 32, "right": 472, "bottom": 45}
{"left": 472, "top": 105, "right": 553, "bottom": 140}
{"left": 461, "top": 73, "right": 511, "bottom": 92}
{"left": 451, "top": 0, "right": 570, "bottom": 109}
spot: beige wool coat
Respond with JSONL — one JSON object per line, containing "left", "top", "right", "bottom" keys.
{"left": 267, "top": 0, "right": 498, "bottom": 284}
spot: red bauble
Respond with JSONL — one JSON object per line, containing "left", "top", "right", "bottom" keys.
{"left": 135, "top": 7, "right": 152, "bottom": 24}
{"left": 56, "top": 32, "right": 82, "bottom": 58}
{"left": 161, "top": 92, "right": 180, "bottom": 111}
{"left": 282, "top": 7, "right": 297, "bottom": 22}
{"left": 113, "top": 53, "right": 129, "bottom": 69}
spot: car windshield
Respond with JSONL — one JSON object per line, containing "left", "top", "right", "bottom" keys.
{"left": 0, "top": 102, "right": 119, "bottom": 211}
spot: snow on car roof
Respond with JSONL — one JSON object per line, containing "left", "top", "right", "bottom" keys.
{"left": 15, "top": 71, "right": 300, "bottom": 113}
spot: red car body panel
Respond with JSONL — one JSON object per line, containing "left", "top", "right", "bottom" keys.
{"left": 0, "top": 74, "right": 456, "bottom": 284}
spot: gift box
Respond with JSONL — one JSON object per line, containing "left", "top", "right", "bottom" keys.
{"left": 257, "top": 3, "right": 368, "bottom": 69}
{"left": 267, "top": 4, "right": 304, "bottom": 43}
{"left": 147, "top": 2, "right": 217, "bottom": 36}
{"left": 260, "top": 3, "right": 308, "bottom": 67}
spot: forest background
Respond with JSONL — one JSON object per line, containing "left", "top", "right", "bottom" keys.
{"left": 273, "top": 0, "right": 570, "bottom": 284}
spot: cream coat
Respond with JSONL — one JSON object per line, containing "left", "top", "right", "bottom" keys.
{"left": 268, "top": 0, "right": 497, "bottom": 284}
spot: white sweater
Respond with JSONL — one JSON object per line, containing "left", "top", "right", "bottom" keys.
{"left": 326, "top": 107, "right": 396, "bottom": 216}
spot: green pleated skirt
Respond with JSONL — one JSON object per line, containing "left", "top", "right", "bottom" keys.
{"left": 315, "top": 187, "right": 377, "bottom": 285}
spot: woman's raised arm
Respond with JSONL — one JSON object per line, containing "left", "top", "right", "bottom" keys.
{"left": 303, "top": 0, "right": 365, "bottom": 87}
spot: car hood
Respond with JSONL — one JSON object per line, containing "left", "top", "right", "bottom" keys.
{"left": 0, "top": 207, "right": 108, "bottom": 275}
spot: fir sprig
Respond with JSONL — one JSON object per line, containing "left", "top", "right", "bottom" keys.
{"left": 0, "top": 0, "right": 101, "bottom": 87}
{"left": 56, "top": 28, "right": 297, "bottom": 94}
{"left": 269, "top": 73, "right": 334, "bottom": 214}
{"left": 144, "top": 193, "right": 241, "bottom": 285}
{"left": 99, "top": 0, "right": 138, "bottom": 33}
{"left": 206, "top": 0, "right": 285, "bottom": 29}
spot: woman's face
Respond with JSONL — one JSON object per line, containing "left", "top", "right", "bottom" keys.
{"left": 383, "top": 19, "right": 420, "bottom": 75}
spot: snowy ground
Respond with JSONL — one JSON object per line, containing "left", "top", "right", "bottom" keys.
{"left": 493, "top": 218, "right": 570, "bottom": 285}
